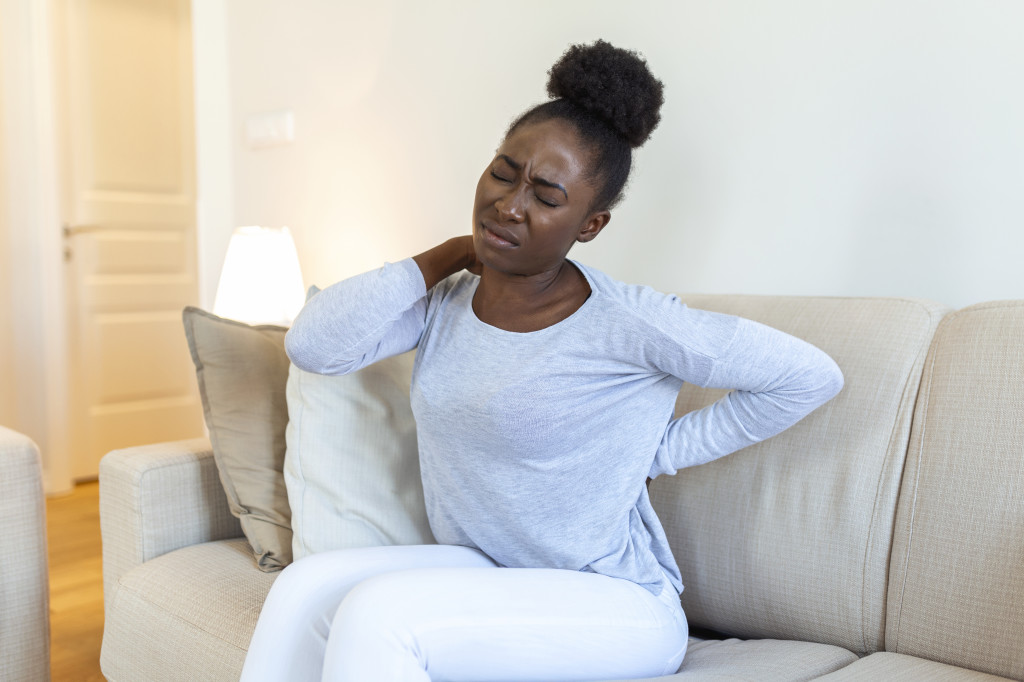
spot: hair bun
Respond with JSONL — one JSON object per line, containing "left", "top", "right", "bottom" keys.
{"left": 546, "top": 39, "right": 664, "bottom": 148}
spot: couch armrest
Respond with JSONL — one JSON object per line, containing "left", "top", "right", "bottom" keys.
{"left": 99, "top": 438, "right": 242, "bottom": 615}
{"left": 0, "top": 426, "right": 50, "bottom": 682}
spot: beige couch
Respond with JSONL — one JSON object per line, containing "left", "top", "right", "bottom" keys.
{"left": 99, "top": 295, "right": 1024, "bottom": 682}
{"left": 1, "top": 426, "right": 51, "bottom": 682}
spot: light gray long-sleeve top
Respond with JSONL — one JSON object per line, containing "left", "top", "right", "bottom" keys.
{"left": 285, "top": 257, "right": 843, "bottom": 596}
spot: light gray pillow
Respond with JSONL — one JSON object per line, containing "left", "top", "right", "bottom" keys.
{"left": 182, "top": 307, "right": 292, "bottom": 571}
{"left": 284, "top": 290, "right": 434, "bottom": 559}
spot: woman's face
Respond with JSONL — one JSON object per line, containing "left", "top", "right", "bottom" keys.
{"left": 472, "top": 118, "right": 610, "bottom": 277}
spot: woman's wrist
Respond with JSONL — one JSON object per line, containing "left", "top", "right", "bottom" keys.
{"left": 412, "top": 237, "right": 474, "bottom": 290}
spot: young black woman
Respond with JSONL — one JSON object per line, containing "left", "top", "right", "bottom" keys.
{"left": 241, "top": 40, "right": 843, "bottom": 682}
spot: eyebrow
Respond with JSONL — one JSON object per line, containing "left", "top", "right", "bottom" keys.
{"left": 496, "top": 154, "right": 568, "bottom": 200}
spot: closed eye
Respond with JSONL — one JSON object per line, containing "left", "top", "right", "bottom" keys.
{"left": 490, "top": 171, "right": 512, "bottom": 183}
{"left": 537, "top": 195, "right": 559, "bottom": 208}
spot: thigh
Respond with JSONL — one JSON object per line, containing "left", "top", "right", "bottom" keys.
{"left": 241, "top": 544, "right": 497, "bottom": 682}
{"left": 259, "top": 544, "right": 496, "bottom": 612}
{"left": 325, "top": 567, "right": 688, "bottom": 682}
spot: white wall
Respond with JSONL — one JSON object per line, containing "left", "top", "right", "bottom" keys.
{"left": 0, "top": 0, "right": 71, "bottom": 491}
{"left": 0, "top": 21, "right": 16, "bottom": 428}
{"left": 197, "top": 0, "right": 1024, "bottom": 309}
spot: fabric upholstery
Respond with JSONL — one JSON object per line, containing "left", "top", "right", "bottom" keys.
{"left": 98, "top": 295, "right": 1024, "bottom": 682}
{"left": 886, "top": 301, "right": 1024, "bottom": 680}
{"left": 816, "top": 652, "right": 1017, "bottom": 681}
{"left": 651, "top": 295, "right": 947, "bottom": 654}
{"left": 0, "top": 426, "right": 51, "bottom": 682}
{"left": 183, "top": 306, "right": 293, "bottom": 570}
{"left": 99, "top": 439, "right": 241, "bottom": 617}
{"left": 285, "top": 348, "right": 435, "bottom": 560}
{"left": 612, "top": 637, "right": 857, "bottom": 681}
{"left": 101, "top": 538, "right": 275, "bottom": 682}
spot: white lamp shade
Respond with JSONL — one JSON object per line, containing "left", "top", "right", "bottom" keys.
{"left": 213, "top": 226, "right": 306, "bottom": 326}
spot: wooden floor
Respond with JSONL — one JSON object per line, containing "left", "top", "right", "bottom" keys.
{"left": 47, "top": 480, "right": 105, "bottom": 682}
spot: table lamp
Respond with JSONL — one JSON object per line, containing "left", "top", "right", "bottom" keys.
{"left": 213, "top": 225, "right": 306, "bottom": 326}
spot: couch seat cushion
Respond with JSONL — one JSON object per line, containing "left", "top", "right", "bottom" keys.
{"left": 612, "top": 637, "right": 857, "bottom": 681}
{"left": 816, "top": 652, "right": 1017, "bottom": 681}
{"left": 102, "top": 539, "right": 276, "bottom": 681}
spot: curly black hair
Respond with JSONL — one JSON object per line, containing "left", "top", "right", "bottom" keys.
{"left": 506, "top": 39, "right": 665, "bottom": 212}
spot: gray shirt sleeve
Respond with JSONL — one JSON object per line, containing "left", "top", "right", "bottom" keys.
{"left": 649, "top": 316, "right": 844, "bottom": 478}
{"left": 284, "top": 258, "right": 428, "bottom": 375}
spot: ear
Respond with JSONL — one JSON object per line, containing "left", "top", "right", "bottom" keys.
{"left": 576, "top": 210, "right": 611, "bottom": 243}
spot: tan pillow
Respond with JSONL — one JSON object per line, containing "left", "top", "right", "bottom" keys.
{"left": 182, "top": 307, "right": 292, "bottom": 571}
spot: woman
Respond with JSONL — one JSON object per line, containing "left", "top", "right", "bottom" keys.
{"left": 241, "top": 40, "right": 843, "bottom": 681}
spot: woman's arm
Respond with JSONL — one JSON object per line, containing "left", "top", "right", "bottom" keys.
{"left": 648, "top": 315, "right": 844, "bottom": 478}
{"left": 285, "top": 237, "right": 478, "bottom": 376}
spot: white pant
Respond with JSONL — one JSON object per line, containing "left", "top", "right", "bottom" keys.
{"left": 240, "top": 545, "right": 688, "bottom": 682}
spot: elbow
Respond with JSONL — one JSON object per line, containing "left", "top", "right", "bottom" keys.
{"left": 284, "top": 298, "right": 346, "bottom": 374}
{"left": 284, "top": 325, "right": 361, "bottom": 375}
{"left": 818, "top": 354, "right": 845, "bottom": 403}
{"left": 284, "top": 326, "right": 318, "bottom": 373}
{"left": 791, "top": 349, "right": 844, "bottom": 410}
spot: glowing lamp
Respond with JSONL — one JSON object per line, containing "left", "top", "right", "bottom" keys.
{"left": 213, "top": 226, "right": 305, "bottom": 326}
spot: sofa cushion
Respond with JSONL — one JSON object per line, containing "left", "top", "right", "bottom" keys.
{"left": 651, "top": 296, "right": 947, "bottom": 654}
{"left": 182, "top": 307, "right": 292, "bottom": 571}
{"left": 612, "top": 637, "right": 857, "bottom": 681}
{"left": 101, "top": 538, "right": 274, "bottom": 682}
{"left": 285, "top": 345, "right": 435, "bottom": 561}
{"left": 886, "top": 301, "right": 1024, "bottom": 680}
{"left": 815, "top": 652, "right": 1017, "bottom": 681}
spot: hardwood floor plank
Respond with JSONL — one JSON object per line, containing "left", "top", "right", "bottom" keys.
{"left": 46, "top": 480, "right": 104, "bottom": 682}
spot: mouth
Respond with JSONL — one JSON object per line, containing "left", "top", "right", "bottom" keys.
{"left": 480, "top": 221, "right": 520, "bottom": 248}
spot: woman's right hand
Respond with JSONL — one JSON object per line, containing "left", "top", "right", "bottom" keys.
{"left": 413, "top": 235, "right": 482, "bottom": 290}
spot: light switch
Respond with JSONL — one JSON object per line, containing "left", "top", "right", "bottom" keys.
{"left": 246, "top": 110, "right": 295, "bottom": 148}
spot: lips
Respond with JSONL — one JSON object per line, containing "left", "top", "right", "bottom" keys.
{"left": 481, "top": 221, "right": 521, "bottom": 248}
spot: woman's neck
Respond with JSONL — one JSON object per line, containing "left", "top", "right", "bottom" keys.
{"left": 472, "top": 260, "right": 591, "bottom": 333}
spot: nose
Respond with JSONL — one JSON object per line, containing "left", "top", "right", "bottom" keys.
{"left": 495, "top": 184, "right": 526, "bottom": 223}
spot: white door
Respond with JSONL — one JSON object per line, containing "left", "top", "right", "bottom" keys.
{"left": 55, "top": 0, "right": 204, "bottom": 479}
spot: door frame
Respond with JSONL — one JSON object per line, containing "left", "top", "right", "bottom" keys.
{"left": 3, "top": 0, "right": 226, "bottom": 493}
{"left": 1, "top": 0, "right": 72, "bottom": 494}
{"left": 190, "top": 0, "right": 233, "bottom": 311}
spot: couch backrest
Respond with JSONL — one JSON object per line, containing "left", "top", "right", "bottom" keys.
{"left": 651, "top": 295, "right": 947, "bottom": 655}
{"left": 885, "top": 301, "right": 1024, "bottom": 679}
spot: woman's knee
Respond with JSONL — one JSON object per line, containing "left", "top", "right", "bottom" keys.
{"left": 329, "top": 570, "right": 421, "bottom": 638}
{"left": 270, "top": 551, "right": 339, "bottom": 595}
{"left": 259, "top": 552, "right": 360, "bottom": 628}
{"left": 322, "top": 572, "right": 436, "bottom": 679}
{"left": 267, "top": 546, "right": 495, "bottom": 622}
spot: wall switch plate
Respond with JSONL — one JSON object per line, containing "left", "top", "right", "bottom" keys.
{"left": 246, "top": 110, "right": 295, "bottom": 148}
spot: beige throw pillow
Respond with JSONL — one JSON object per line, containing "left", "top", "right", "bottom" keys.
{"left": 182, "top": 307, "right": 292, "bottom": 571}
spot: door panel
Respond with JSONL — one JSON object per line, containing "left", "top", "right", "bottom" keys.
{"left": 92, "top": 312, "right": 195, "bottom": 402}
{"left": 90, "top": 229, "right": 188, "bottom": 275}
{"left": 58, "top": 0, "right": 204, "bottom": 479}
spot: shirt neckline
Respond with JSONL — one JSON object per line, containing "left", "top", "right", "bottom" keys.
{"left": 466, "top": 259, "right": 596, "bottom": 337}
